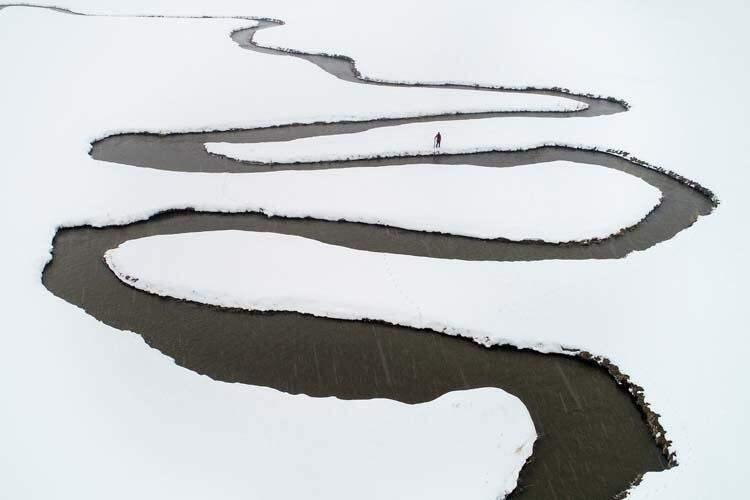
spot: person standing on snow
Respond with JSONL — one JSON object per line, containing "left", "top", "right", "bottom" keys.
{"left": 434, "top": 131, "right": 442, "bottom": 149}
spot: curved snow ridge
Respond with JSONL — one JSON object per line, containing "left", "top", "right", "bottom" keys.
{"left": 103, "top": 230, "right": 569, "bottom": 354}
{"left": 60, "top": 161, "right": 662, "bottom": 246}
{"left": 205, "top": 137, "right": 619, "bottom": 167}
{"left": 244, "top": 162, "right": 663, "bottom": 244}
{"left": 223, "top": 162, "right": 662, "bottom": 244}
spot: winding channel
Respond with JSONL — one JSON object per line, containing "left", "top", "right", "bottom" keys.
{"left": 12, "top": 5, "right": 717, "bottom": 499}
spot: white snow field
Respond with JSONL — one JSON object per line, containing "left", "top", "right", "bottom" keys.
{"left": 102, "top": 230, "right": 645, "bottom": 336}
{"left": 134, "top": 161, "right": 666, "bottom": 243}
{"left": 208, "top": 132, "right": 632, "bottom": 166}
{"left": 1, "top": 1, "right": 749, "bottom": 499}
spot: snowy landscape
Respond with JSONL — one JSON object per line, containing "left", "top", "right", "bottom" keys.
{"left": 1, "top": 1, "right": 748, "bottom": 499}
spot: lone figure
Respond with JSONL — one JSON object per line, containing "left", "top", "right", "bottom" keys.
{"left": 434, "top": 131, "right": 442, "bottom": 149}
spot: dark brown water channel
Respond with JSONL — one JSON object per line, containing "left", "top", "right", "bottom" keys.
{"left": 44, "top": 215, "right": 668, "bottom": 500}
{"left": 19, "top": 5, "right": 719, "bottom": 499}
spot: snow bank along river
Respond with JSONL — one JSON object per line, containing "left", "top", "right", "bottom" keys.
{"left": 36, "top": 8, "right": 716, "bottom": 500}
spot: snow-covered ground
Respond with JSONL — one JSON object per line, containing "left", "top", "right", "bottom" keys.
{"left": 207, "top": 130, "right": 622, "bottom": 165}
{"left": 1, "top": 1, "right": 748, "bottom": 499}
{"left": 139, "top": 161, "right": 665, "bottom": 243}
{"left": 97, "top": 224, "right": 664, "bottom": 347}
